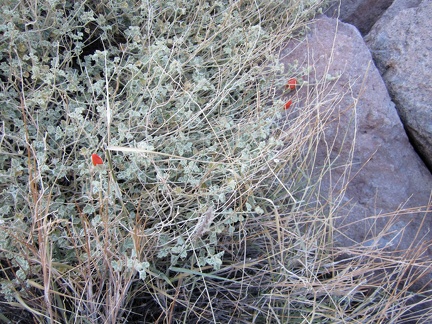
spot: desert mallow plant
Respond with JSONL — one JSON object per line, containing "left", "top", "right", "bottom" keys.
{"left": 8, "top": 0, "right": 413, "bottom": 323}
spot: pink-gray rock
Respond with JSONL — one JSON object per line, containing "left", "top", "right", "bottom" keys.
{"left": 280, "top": 15, "right": 432, "bottom": 316}
{"left": 324, "top": 0, "right": 393, "bottom": 34}
{"left": 365, "top": 0, "right": 432, "bottom": 171}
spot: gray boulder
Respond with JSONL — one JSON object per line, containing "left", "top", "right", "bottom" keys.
{"left": 365, "top": 0, "right": 432, "bottom": 171}
{"left": 280, "top": 14, "right": 432, "bottom": 313}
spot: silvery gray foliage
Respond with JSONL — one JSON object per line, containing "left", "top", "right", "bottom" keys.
{"left": 0, "top": 0, "right": 325, "bottom": 318}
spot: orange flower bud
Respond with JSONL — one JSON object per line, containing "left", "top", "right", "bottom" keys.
{"left": 91, "top": 154, "right": 103, "bottom": 166}
{"left": 286, "top": 78, "right": 297, "bottom": 90}
{"left": 284, "top": 100, "right": 293, "bottom": 110}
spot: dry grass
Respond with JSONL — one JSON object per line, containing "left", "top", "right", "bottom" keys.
{"left": 0, "top": 0, "right": 431, "bottom": 323}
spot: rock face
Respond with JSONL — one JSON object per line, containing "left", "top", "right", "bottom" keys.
{"left": 280, "top": 14, "right": 432, "bottom": 306}
{"left": 325, "top": 0, "right": 432, "bottom": 171}
{"left": 365, "top": 0, "right": 432, "bottom": 171}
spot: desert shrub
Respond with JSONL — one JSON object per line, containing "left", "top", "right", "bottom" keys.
{"left": 1, "top": 0, "right": 431, "bottom": 323}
